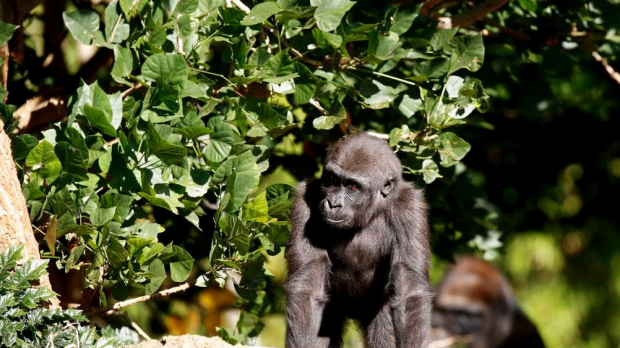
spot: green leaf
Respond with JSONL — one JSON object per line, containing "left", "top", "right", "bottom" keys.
{"left": 145, "top": 259, "right": 166, "bottom": 294}
{"left": 0, "top": 245, "right": 24, "bottom": 275}
{"left": 368, "top": 31, "right": 402, "bottom": 61}
{"left": 448, "top": 34, "right": 485, "bottom": 74}
{"left": 360, "top": 80, "right": 405, "bottom": 109}
{"left": 412, "top": 58, "right": 450, "bottom": 81}
{"left": 163, "top": 246, "right": 194, "bottom": 282}
{"left": 389, "top": 8, "right": 416, "bottom": 36}
{"left": 213, "top": 151, "right": 260, "bottom": 211}
{"left": 83, "top": 105, "right": 118, "bottom": 136}
{"left": 65, "top": 245, "right": 85, "bottom": 272}
{"left": 25, "top": 140, "right": 62, "bottom": 179}
{"left": 0, "top": 21, "right": 19, "bottom": 46}
{"left": 111, "top": 45, "right": 133, "bottom": 85}
{"left": 141, "top": 53, "right": 189, "bottom": 87}
{"left": 204, "top": 118, "right": 242, "bottom": 163}
{"left": 311, "top": 0, "right": 355, "bottom": 32}
{"left": 55, "top": 142, "right": 89, "bottom": 180}
{"left": 91, "top": 207, "right": 117, "bottom": 226}
{"left": 265, "top": 183, "right": 293, "bottom": 216}
{"left": 398, "top": 94, "right": 424, "bottom": 118}
{"left": 437, "top": 132, "right": 471, "bottom": 167}
{"left": 420, "top": 159, "right": 441, "bottom": 184}
{"left": 241, "top": 2, "right": 282, "bottom": 26}
{"left": 243, "top": 191, "right": 269, "bottom": 222}
{"left": 175, "top": 126, "right": 212, "bottom": 139}
{"left": 12, "top": 134, "right": 39, "bottom": 161}
{"left": 147, "top": 122, "right": 187, "bottom": 164}
{"left": 176, "top": 0, "right": 199, "bottom": 14}
{"left": 104, "top": 0, "right": 129, "bottom": 43}
{"left": 119, "top": 0, "right": 148, "bottom": 18}
{"left": 430, "top": 28, "right": 458, "bottom": 51}
{"left": 63, "top": 10, "right": 100, "bottom": 45}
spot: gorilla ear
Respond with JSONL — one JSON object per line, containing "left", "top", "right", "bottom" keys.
{"left": 381, "top": 178, "right": 394, "bottom": 197}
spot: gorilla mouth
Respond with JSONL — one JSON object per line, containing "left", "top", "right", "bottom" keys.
{"left": 325, "top": 217, "right": 348, "bottom": 224}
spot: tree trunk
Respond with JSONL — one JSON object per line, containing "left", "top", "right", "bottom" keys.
{"left": 0, "top": 119, "right": 60, "bottom": 308}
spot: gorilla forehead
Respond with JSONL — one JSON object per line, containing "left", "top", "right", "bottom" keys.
{"left": 326, "top": 133, "right": 402, "bottom": 179}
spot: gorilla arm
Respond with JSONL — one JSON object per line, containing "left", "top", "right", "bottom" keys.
{"left": 388, "top": 183, "right": 434, "bottom": 348}
{"left": 284, "top": 181, "right": 342, "bottom": 348}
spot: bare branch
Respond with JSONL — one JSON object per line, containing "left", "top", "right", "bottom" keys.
{"left": 309, "top": 98, "right": 326, "bottom": 115}
{"left": 592, "top": 51, "right": 620, "bottom": 85}
{"left": 93, "top": 281, "right": 196, "bottom": 316}
{"left": 420, "top": 0, "right": 451, "bottom": 16}
{"left": 229, "top": 0, "right": 250, "bottom": 14}
{"left": 436, "top": 0, "right": 512, "bottom": 29}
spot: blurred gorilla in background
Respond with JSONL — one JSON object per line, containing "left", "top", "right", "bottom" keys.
{"left": 431, "top": 256, "right": 545, "bottom": 348}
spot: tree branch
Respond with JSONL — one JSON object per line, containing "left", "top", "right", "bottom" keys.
{"left": 592, "top": 51, "right": 620, "bottom": 85}
{"left": 420, "top": 0, "right": 452, "bottom": 16}
{"left": 93, "top": 280, "right": 196, "bottom": 316}
{"left": 436, "top": 0, "right": 512, "bottom": 29}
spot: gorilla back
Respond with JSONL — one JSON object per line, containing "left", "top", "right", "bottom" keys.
{"left": 285, "top": 133, "right": 433, "bottom": 348}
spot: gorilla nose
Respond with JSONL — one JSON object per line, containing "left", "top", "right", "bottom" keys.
{"left": 324, "top": 198, "right": 342, "bottom": 211}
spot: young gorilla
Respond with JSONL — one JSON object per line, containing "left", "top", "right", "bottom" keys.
{"left": 284, "top": 133, "right": 433, "bottom": 348}
{"left": 431, "top": 256, "right": 546, "bottom": 348}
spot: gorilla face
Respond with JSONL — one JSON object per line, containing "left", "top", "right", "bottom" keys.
{"left": 319, "top": 165, "right": 369, "bottom": 230}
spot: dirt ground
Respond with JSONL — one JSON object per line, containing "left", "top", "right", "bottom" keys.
{"left": 123, "top": 335, "right": 249, "bottom": 348}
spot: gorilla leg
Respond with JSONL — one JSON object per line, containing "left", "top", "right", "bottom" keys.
{"left": 363, "top": 304, "right": 396, "bottom": 348}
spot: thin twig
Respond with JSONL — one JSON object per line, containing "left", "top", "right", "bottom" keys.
{"left": 420, "top": 0, "right": 451, "bottom": 16}
{"left": 309, "top": 98, "right": 326, "bottom": 115}
{"left": 229, "top": 0, "right": 250, "bottom": 13}
{"left": 93, "top": 280, "right": 196, "bottom": 315}
{"left": 592, "top": 51, "right": 620, "bottom": 85}
{"left": 436, "top": 0, "right": 511, "bottom": 29}
{"left": 122, "top": 312, "right": 151, "bottom": 341}
{"left": 121, "top": 83, "right": 144, "bottom": 99}
{"left": 265, "top": 27, "right": 324, "bottom": 67}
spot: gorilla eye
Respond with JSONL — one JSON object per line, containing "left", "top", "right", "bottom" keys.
{"left": 346, "top": 183, "right": 360, "bottom": 192}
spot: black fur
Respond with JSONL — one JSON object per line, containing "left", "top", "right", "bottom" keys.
{"left": 284, "top": 133, "right": 434, "bottom": 348}
{"left": 431, "top": 256, "right": 546, "bottom": 348}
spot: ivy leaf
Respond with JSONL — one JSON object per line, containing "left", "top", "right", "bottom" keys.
{"left": 83, "top": 105, "right": 117, "bottom": 137}
{"left": 398, "top": 94, "right": 424, "bottom": 118}
{"left": 111, "top": 45, "right": 133, "bottom": 85}
{"left": 175, "top": 127, "right": 212, "bottom": 139}
{"left": 91, "top": 207, "right": 117, "bottom": 226}
{"left": 161, "top": 245, "right": 194, "bottom": 282}
{"left": 213, "top": 151, "right": 260, "bottom": 211}
{"left": 104, "top": 0, "right": 130, "bottom": 43}
{"left": 241, "top": 2, "right": 282, "bottom": 26}
{"left": 63, "top": 10, "right": 100, "bottom": 45}
{"left": 176, "top": 0, "right": 199, "bottom": 14}
{"left": 55, "top": 142, "right": 89, "bottom": 180}
{"left": 368, "top": 31, "right": 402, "bottom": 61}
{"left": 447, "top": 34, "right": 485, "bottom": 74}
{"left": 141, "top": 54, "right": 189, "bottom": 87}
{"left": 65, "top": 245, "right": 86, "bottom": 272}
{"left": 421, "top": 159, "right": 441, "bottom": 184}
{"left": 311, "top": 0, "right": 355, "bottom": 32}
{"left": 119, "top": 0, "right": 148, "bottom": 18}
{"left": 437, "top": 132, "right": 471, "bottom": 167}
{"left": 430, "top": 28, "right": 458, "bottom": 51}
{"left": 145, "top": 259, "right": 166, "bottom": 294}
{"left": 12, "top": 134, "right": 39, "bottom": 161}
{"left": 204, "top": 117, "right": 242, "bottom": 163}
{"left": 243, "top": 191, "right": 269, "bottom": 222}
{"left": 388, "top": 8, "right": 417, "bottom": 36}
{"left": 25, "top": 140, "right": 62, "bottom": 180}
{"left": 0, "top": 21, "right": 19, "bottom": 46}
{"left": 147, "top": 122, "right": 187, "bottom": 164}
